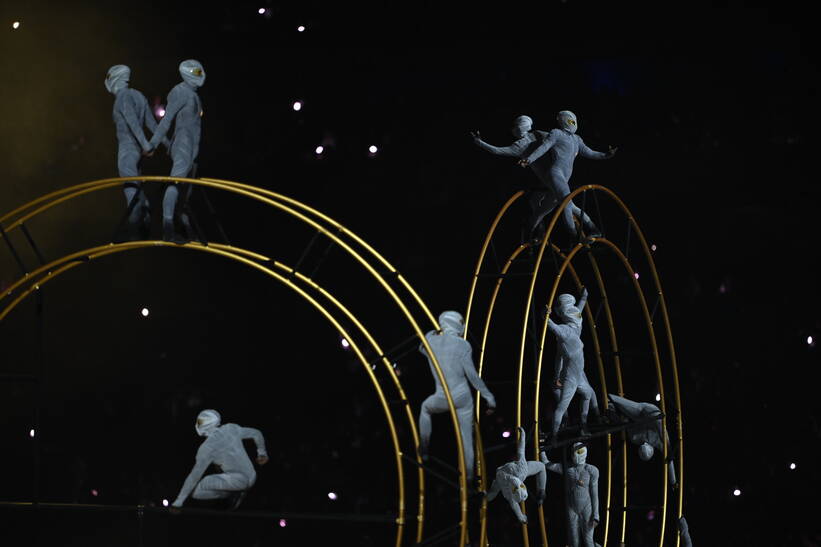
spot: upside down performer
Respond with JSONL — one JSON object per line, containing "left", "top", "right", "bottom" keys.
{"left": 486, "top": 427, "right": 546, "bottom": 524}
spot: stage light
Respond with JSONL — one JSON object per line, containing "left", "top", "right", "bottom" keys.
{"left": 502, "top": 430, "right": 511, "bottom": 438}
{"left": 258, "top": 8, "right": 266, "bottom": 14}
{"left": 141, "top": 307, "right": 149, "bottom": 317}
{"left": 633, "top": 272, "right": 640, "bottom": 279}
{"left": 162, "top": 499, "right": 169, "bottom": 507}
{"left": 293, "top": 101, "right": 302, "bottom": 111}
{"left": 156, "top": 106, "right": 166, "bottom": 118}
{"left": 91, "top": 489, "right": 99, "bottom": 497}
{"left": 328, "top": 492, "right": 338, "bottom": 500}
{"left": 790, "top": 463, "right": 796, "bottom": 470}
{"left": 315, "top": 145, "right": 324, "bottom": 155}
{"left": 29, "top": 429, "right": 35, "bottom": 438}
{"left": 368, "top": 145, "right": 378, "bottom": 154}
{"left": 651, "top": 244, "right": 657, "bottom": 251}
{"left": 808, "top": 336, "right": 814, "bottom": 346}
{"left": 719, "top": 283, "right": 727, "bottom": 294}
{"left": 340, "top": 337, "right": 349, "bottom": 349}
{"left": 279, "top": 519, "right": 287, "bottom": 527}
{"left": 733, "top": 489, "right": 741, "bottom": 496}
{"left": 655, "top": 393, "right": 661, "bottom": 402}
{"left": 297, "top": 25, "right": 306, "bottom": 32}
{"left": 646, "top": 510, "right": 655, "bottom": 521}
{"left": 12, "top": 22, "right": 20, "bottom": 29}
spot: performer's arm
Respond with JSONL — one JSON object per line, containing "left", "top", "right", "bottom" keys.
{"left": 172, "top": 446, "right": 211, "bottom": 507}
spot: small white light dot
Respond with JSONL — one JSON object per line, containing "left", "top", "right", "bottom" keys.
{"left": 733, "top": 489, "right": 741, "bottom": 496}
{"left": 29, "top": 429, "right": 35, "bottom": 438}
{"left": 392, "top": 362, "right": 397, "bottom": 369}
{"left": 157, "top": 108, "right": 166, "bottom": 118}
{"left": 502, "top": 430, "right": 511, "bottom": 438}
{"left": 141, "top": 307, "right": 149, "bottom": 317}
{"left": 13, "top": 21, "right": 21, "bottom": 29}
{"left": 328, "top": 492, "right": 338, "bottom": 500}
{"left": 789, "top": 463, "right": 796, "bottom": 470}
{"left": 297, "top": 25, "right": 306, "bottom": 32}
{"left": 368, "top": 145, "right": 378, "bottom": 154}
{"left": 162, "top": 499, "right": 169, "bottom": 507}
{"left": 292, "top": 101, "right": 302, "bottom": 111}
{"left": 633, "top": 272, "right": 640, "bottom": 279}
{"left": 91, "top": 489, "right": 99, "bottom": 497}
{"left": 655, "top": 393, "right": 661, "bottom": 402}
{"left": 340, "top": 338, "right": 349, "bottom": 349}
{"left": 808, "top": 336, "right": 814, "bottom": 345}
{"left": 651, "top": 244, "right": 657, "bottom": 251}
{"left": 258, "top": 8, "right": 266, "bottom": 14}
{"left": 279, "top": 518, "right": 287, "bottom": 527}
{"left": 315, "top": 145, "right": 324, "bottom": 155}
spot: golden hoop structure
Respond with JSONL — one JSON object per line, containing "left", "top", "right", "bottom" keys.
{"left": 0, "top": 177, "right": 482, "bottom": 546}
{"left": 464, "top": 185, "right": 684, "bottom": 547}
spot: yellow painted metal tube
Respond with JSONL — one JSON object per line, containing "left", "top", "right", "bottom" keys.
{"left": 200, "top": 177, "right": 441, "bottom": 332}
{"left": 586, "top": 251, "right": 627, "bottom": 546}
{"left": 463, "top": 190, "right": 524, "bottom": 335}
{"left": 473, "top": 244, "right": 529, "bottom": 547}
{"left": 1, "top": 177, "right": 470, "bottom": 543}
{"left": 0, "top": 241, "right": 408, "bottom": 545}
{"left": 271, "top": 260, "right": 426, "bottom": 543}
{"left": 531, "top": 244, "right": 612, "bottom": 547}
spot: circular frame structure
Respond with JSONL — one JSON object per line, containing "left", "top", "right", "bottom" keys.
{"left": 464, "top": 185, "right": 684, "bottom": 547}
{"left": 0, "top": 177, "right": 482, "bottom": 546}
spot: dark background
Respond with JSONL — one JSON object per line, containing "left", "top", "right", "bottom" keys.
{"left": 1, "top": 1, "right": 819, "bottom": 545}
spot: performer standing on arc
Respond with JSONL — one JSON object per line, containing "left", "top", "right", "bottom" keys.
{"left": 147, "top": 59, "right": 205, "bottom": 243}
{"left": 471, "top": 115, "right": 561, "bottom": 244}
{"left": 418, "top": 310, "right": 497, "bottom": 483}
{"left": 172, "top": 409, "right": 268, "bottom": 510}
{"left": 545, "top": 290, "right": 599, "bottom": 446}
{"left": 541, "top": 443, "right": 600, "bottom": 547}
{"left": 551, "top": 288, "right": 601, "bottom": 437}
{"left": 518, "top": 110, "right": 617, "bottom": 243}
{"left": 105, "top": 64, "right": 163, "bottom": 240}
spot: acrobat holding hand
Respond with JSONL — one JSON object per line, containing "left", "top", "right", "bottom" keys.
{"left": 517, "top": 111, "right": 616, "bottom": 242}
{"left": 541, "top": 443, "right": 600, "bottom": 547}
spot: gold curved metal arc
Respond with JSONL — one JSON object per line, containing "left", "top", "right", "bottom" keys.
{"left": 474, "top": 243, "right": 529, "bottom": 423}
{"left": 0, "top": 177, "right": 134, "bottom": 226}
{"left": 4, "top": 181, "right": 124, "bottom": 231}
{"left": 464, "top": 190, "right": 524, "bottom": 335}
{"left": 472, "top": 243, "right": 529, "bottom": 547}
{"left": 0, "top": 241, "right": 409, "bottom": 547}
{"left": 586, "top": 251, "right": 627, "bottom": 546}
{"left": 528, "top": 184, "right": 682, "bottom": 545}
{"left": 201, "top": 177, "right": 440, "bottom": 332}
{"left": 618, "top": 212, "right": 685, "bottom": 528}
{"left": 1, "top": 177, "right": 470, "bottom": 543}
{"left": 531, "top": 244, "right": 612, "bottom": 547}
{"left": 592, "top": 238, "right": 669, "bottom": 546}
{"left": 271, "top": 260, "right": 425, "bottom": 542}
{"left": 526, "top": 241, "right": 586, "bottom": 547}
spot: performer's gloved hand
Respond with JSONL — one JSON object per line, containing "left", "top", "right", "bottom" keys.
{"left": 470, "top": 130, "right": 481, "bottom": 143}
{"left": 606, "top": 145, "right": 618, "bottom": 158}
{"left": 256, "top": 455, "right": 269, "bottom": 465}
{"left": 142, "top": 147, "right": 155, "bottom": 158}
{"left": 518, "top": 158, "right": 530, "bottom": 167}
{"left": 580, "top": 287, "right": 588, "bottom": 299}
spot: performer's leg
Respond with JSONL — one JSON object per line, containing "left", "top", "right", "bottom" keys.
{"left": 418, "top": 393, "right": 448, "bottom": 460}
